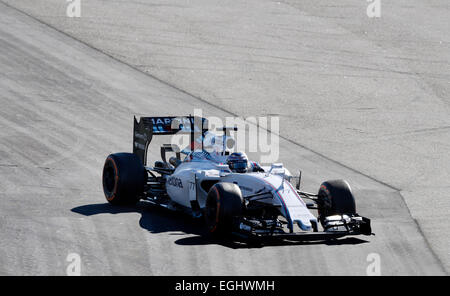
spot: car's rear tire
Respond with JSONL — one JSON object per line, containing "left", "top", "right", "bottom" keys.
{"left": 317, "top": 179, "right": 356, "bottom": 225}
{"left": 102, "top": 153, "right": 147, "bottom": 205}
{"left": 204, "top": 182, "right": 244, "bottom": 235}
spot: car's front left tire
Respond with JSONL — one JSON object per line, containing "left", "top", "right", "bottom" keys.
{"left": 102, "top": 153, "right": 147, "bottom": 205}
{"left": 204, "top": 182, "right": 244, "bottom": 235}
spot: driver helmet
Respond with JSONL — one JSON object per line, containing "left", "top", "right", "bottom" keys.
{"left": 227, "top": 152, "right": 249, "bottom": 173}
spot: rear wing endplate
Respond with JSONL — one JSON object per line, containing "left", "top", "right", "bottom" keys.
{"left": 133, "top": 116, "right": 208, "bottom": 165}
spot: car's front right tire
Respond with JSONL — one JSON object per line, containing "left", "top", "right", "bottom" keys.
{"left": 102, "top": 153, "right": 147, "bottom": 205}
{"left": 317, "top": 179, "right": 356, "bottom": 226}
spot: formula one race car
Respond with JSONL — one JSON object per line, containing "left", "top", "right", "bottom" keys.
{"left": 102, "top": 116, "right": 371, "bottom": 240}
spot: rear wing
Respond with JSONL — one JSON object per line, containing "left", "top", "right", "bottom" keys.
{"left": 133, "top": 116, "right": 208, "bottom": 165}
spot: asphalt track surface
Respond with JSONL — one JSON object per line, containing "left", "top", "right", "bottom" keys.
{"left": 0, "top": 1, "right": 448, "bottom": 275}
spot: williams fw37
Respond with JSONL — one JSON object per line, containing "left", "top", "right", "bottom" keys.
{"left": 102, "top": 116, "right": 372, "bottom": 242}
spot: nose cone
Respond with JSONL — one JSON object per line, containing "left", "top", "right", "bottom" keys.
{"left": 295, "top": 219, "right": 315, "bottom": 231}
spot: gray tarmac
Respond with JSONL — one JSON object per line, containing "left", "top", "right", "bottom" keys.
{"left": 0, "top": 1, "right": 448, "bottom": 275}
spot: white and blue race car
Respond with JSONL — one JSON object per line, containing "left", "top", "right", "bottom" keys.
{"left": 102, "top": 116, "right": 371, "bottom": 241}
